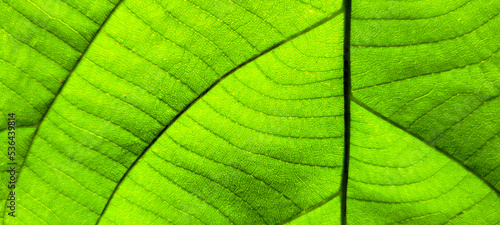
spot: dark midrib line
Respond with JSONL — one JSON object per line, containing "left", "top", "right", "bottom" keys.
{"left": 341, "top": 0, "right": 352, "bottom": 224}
{"left": 1, "top": 0, "right": 125, "bottom": 223}
{"left": 351, "top": 96, "right": 500, "bottom": 197}
{"left": 96, "top": 8, "right": 345, "bottom": 224}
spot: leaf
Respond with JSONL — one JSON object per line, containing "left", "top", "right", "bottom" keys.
{"left": 0, "top": 0, "right": 499, "bottom": 224}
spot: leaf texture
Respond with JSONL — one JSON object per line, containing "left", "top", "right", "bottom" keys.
{"left": 1, "top": 0, "right": 499, "bottom": 224}
{"left": 98, "top": 14, "right": 345, "bottom": 225}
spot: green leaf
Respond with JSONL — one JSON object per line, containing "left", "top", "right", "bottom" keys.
{"left": 1, "top": 0, "right": 499, "bottom": 224}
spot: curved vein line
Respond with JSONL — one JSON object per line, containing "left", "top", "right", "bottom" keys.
{"left": 254, "top": 60, "right": 343, "bottom": 86}
{"left": 349, "top": 173, "right": 470, "bottom": 204}
{"left": 46, "top": 110, "right": 132, "bottom": 167}
{"left": 443, "top": 191, "right": 492, "bottom": 224}
{"left": 123, "top": 177, "right": 205, "bottom": 224}
{"left": 201, "top": 98, "right": 342, "bottom": 139}
{"left": 392, "top": 212, "right": 447, "bottom": 225}
{"left": 353, "top": 45, "right": 500, "bottom": 91}
{"left": 152, "top": 0, "right": 237, "bottom": 66}
{"left": 0, "top": 25, "right": 68, "bottom": 71}
{"left": 1, "top": 0, "right": 84, "bottom": 53}
{"left": 112, "top": 193, "right": 175, "bottom": 224}
{"left": 82, "top": 57, "right": 179, "bottom": 113}
{"left": 23, "top": 166, "right": 99, "bottom": 215}
{"left": 24, "top": 0, "right": 91, "bottom": 43}
{"left": 0, "top": 58, "right": 56, "bottom": 95}
{"left": 182, "top": 0, "right": 259, "bottom": 51}
{"left": 431, "top": 95, "right": 496, "bottom": 146}
{"left": 145, "top": 154, "right": 241, "bottom": 224}
{"left": 37, "top": 133, "right": 120, "bottom": 183}
{"left": 101, "top": 30, "right": 199, "bottom": 95}
{"left": 348, "top": 160, "right": 451, "bottom": 187}
{"left": 226, "top": 0, "right": 285, "bottom": 38}
{"left": 121, "top": 5, "right": 219, "bottom": 79}
{"left": 185, "top": 114, "right": 341, "bottom": 169}
{"left": 233, "top": 75, "right": 342, "bottom": 101}
{"left": 73, "top": 72, "right": 164, "bottom": 126}
{"left": 28, "top": 150, "right": 108, "bottom": 200}
{"left": 164, "top": 133, "right": 303, "bottom": 210}
{"left": 352, "top": 6, "right": 500, "bottom": 48}
{"left": 0, "top": 80, "right": 43, "bottom": 115}
{"left": 409, "top": 94, "right": 479, "bottom": 129}
{"left": 15, "top": 202, "right": 47, "bottom": 225}
{"left": 219, "top": 83, "right": 342, "bottom": 118}
{"left": 464, "top": 125, "right": 500, "bottom": 163}
{"left": 272, "top": 50, "right": 344, "bottom": 72}
{"left": 20, "top": 189, "right": 64, "bottom": 224}
{"left": 59, "top": 94, "right": 149, "bottom": 145}
{"left": 352, "top": 0, "right": 471, "bottom": 21}
{"left": 0, "top": 124, "right": 38, "bottom": 133}
{"left": 278, "top": 191, "right": 341, "bottom": 225}
{"left": 349, "top": 147, "right": 433, "bottom": 169}
{"left": 57, "top": 0, "right": 101, "bottom": 25}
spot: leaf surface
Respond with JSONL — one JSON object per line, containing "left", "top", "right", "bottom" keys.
{"left": 1, "top": 0, "right": 499, "bottom": 224}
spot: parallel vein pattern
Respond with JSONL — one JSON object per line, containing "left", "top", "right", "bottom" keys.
{"left": 4, "top": 0, "right": 344, "bottom": 224}
{"left": 2, "top": 0, "right": 498, "bottom": 224}
{"left": 99, "top": 14, "right": 345, "bottom": 225}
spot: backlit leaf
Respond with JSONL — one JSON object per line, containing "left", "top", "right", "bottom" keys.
{"left": 1, "top": 0, "right": 499, "bottom": 224}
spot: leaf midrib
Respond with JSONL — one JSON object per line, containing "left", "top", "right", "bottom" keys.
{"left": 341, "top": 0, "right": 352, "bottom": 223}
